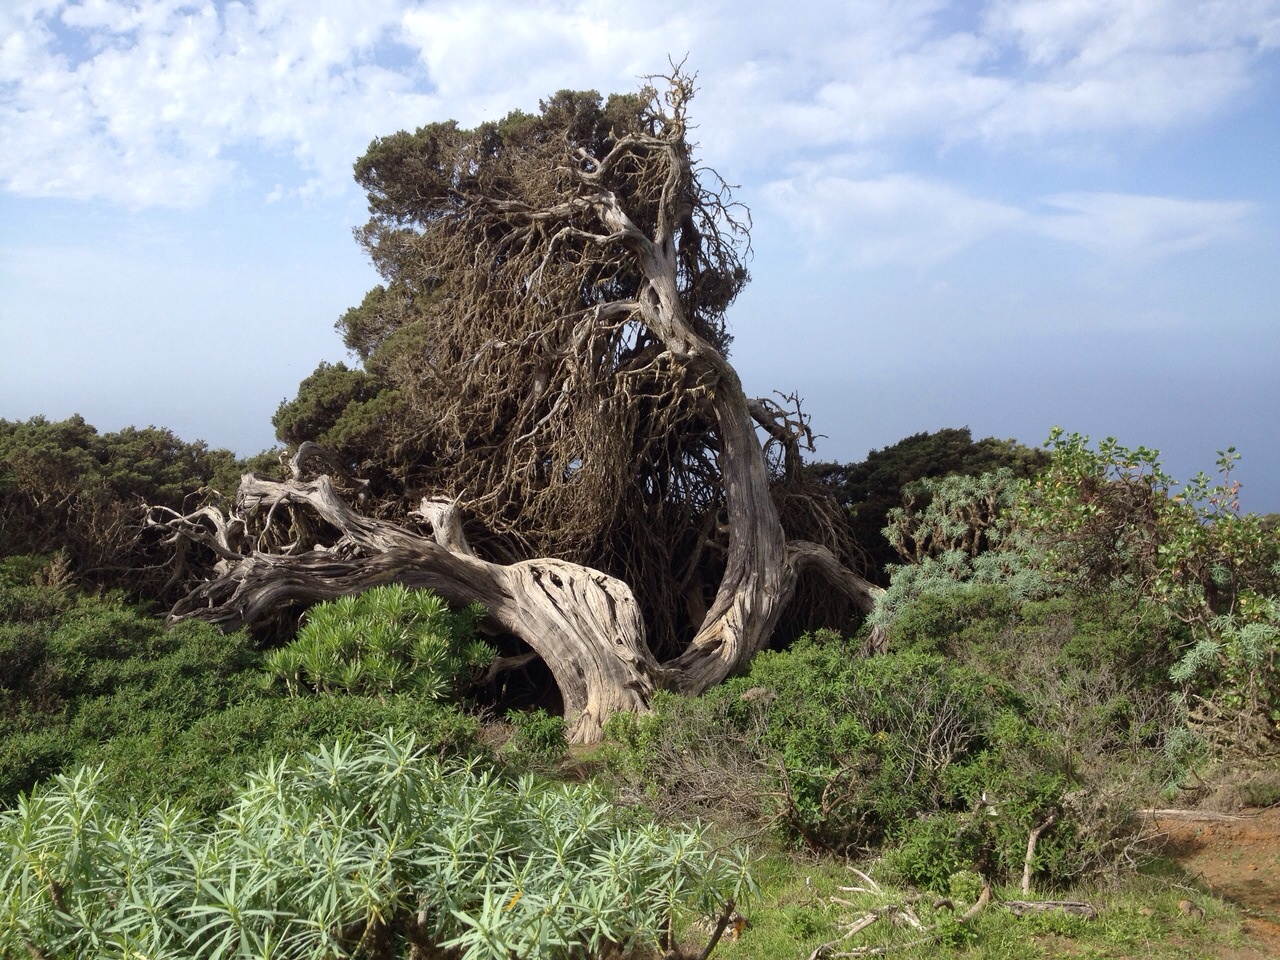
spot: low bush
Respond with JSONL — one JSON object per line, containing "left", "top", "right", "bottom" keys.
{"left": 93, "top": 693, "right": 484, "bottom": 813}
{"left": 0, "top": 416, "right": 277, "bottom": 599}
{"left": 0, "top": 569, "right": 484, "bottom": 812}
{"left": 603, "top": 632, "right": 1095, "bottom": 888}
{"left": 265, "top": 583, "right": 492, "bottom": 700}
{"left": 0, "top": 573, "right": 264, "bottom": 803}
{"left": 602, "top": 686, "right": 775, "bottom": 828}
{"left": 505, "top": 707, "right": 569, "bottom": 765}
{"left": 881, "top": 588, "right": 1189, "bottom": 886}
{"left": 0, "top": 731, "right": 753, "bottom": 960}
{"left": 1018, "top": 432, "right": 1280, "bottom": 745}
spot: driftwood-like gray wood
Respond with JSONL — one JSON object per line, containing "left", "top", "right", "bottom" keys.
{"left": 150, "top": 73, "right": 884, "bottom": 741}
{"left": 1005, "top": 901, "right": 1098, "bottom": 919}
{"left": 152, "top": 466, "right": 881, "bottom": 742}
{"left": 155, "top": 478, "right": 662, "bottom": 742}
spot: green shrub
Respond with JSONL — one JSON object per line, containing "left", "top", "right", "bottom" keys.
{"left": 92, "top": 693, "right": 484, "bottom": 814}
{"left": 0, "top": 416, "right": 274, "bottom": 599}
{"left": 265, "top": 583, "right": 492, "bottom": 700}
{"left": 753, "top": 639, "right": 1047, "bottom": 855}
{"left": 506, "top": 707, "right": 569, "bottom": 764}
{"left": 0, "top": 573, "right": 484, "bottom": 813}
{"left": 868, "top": 467, "right": 1054, "bottom": 638}
{"left": 880, "top": 581, "right": 1186, "bottom": 886}
{"left": 1018, "top": 431, "right": 1280, "bottom": 739}
{"left": 884, "top": 813, "right": 983, "bottom": 893}
{"left": 601, "top": 686, "right": 776, "bottom": 827}
{"left": 886, "top": 582, "right": 1183, "bottom": 714}
{"left": 0, "top": 577, "right": 266, "bottom": 802}
{"left": 884, "top": 582, "right": 1021, "bottom": 656}
{"left": 0, "top": 731, "right": 753, "bottom": 959}
{"left": 602, "top": 632, "right": 1092, "bottom": 885}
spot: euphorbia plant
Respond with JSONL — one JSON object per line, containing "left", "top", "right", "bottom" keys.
{"left": 0, "top": 731, "right": 754, "bottom": 959}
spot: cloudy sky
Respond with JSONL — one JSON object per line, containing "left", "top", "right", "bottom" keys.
{"left": 2, "top": 0, "right": 1278, "bottom": 510}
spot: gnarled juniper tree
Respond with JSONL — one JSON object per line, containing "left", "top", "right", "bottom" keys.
{"left": 152, "top": 70, "right": 881, "bottom": 741}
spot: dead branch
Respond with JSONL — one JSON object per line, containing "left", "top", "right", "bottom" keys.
{"left": 152, "top": 475, "right": 658, "bottom": 743}
{"left": 809, "top": 880, "right": 992, "bottom": 959}
{"left": 691, "top": 898, "right": 736, "bottom": 960}
{"left": 1021, "top": 814, "right": 1057, "bottom": 895}
{"left": 1005, "top": 900, "right": 1098, "bottom": 919}
{"left": 845, "top": 867, "right": 882, "bottom": 893}
{"left": 1135, "top": 808, "right": 1256, "bottom": 822}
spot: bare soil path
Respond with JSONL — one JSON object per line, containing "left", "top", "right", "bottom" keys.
{"left": 1148, "top": 807, "right": 1280, "bottom": 957}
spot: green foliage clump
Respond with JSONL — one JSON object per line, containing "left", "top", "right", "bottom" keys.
{"left": 887, "top": 582, "right": 1180, "bottom": 688}
{"left": 272, "top": 359, "right": 407, "bottom": 485}
{"left": 873, "top": 583, "right": 1192, "bottom": 884}
{"left": 0, "top": 415, "right": 277, "bottom": 598}
{"left": 505, "top": 708, "right": 569, "bottom": 765}
{"left": 807, "top": 427, "right": 1049, "bottom": 582}
{"left": 755, "top": 639, "right": 1084, "bottom": 888}
{"left": 604, "top": 632, "right": 1084, "bottom": 888}
{"left": 265, "top": 584, "right": 492, "bottom": 700}
{"left": 1018, "top": 430, "right": 1280, "bottom": 746}
{"left": 0, "top": 570, "right": 265, "bottom": 803}
{"left": 272, "top": 360, "right": 383, "bottom": 446}
{"left": 883, "top": 467, "right": 1024, "bottom": 564}
{"left": 870, "top": 477, "right": 1054, "bottom": 638}
{"left": 94, "top": 693, "right": 483, "bottom": 815}
{"left": 0, "top": 568, "right": 483, "bottom": 812}
{"left": 0, "top": 731, "right": 753, "bottom": 960}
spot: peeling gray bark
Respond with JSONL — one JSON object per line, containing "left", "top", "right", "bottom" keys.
{"left": 153, "top": 451, "right": 882, "bottom": 742}
{"left": 151, "top": 80, "right": 886, "bottom": 740}
{"left": 153, "top": 478, "right": 658, "bottom": 743}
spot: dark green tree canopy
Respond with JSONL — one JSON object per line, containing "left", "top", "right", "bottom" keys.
{"left": 0, "top": 416, "right": 270, "bottom": 598}
{"left": 809, "top": 427, "right": 1049, "bottom": 582}
{"left": 158, "top": 72, "right": 882, "bottom": 740}
{"left": 347, "top": 88, "right": 740, "bottom": 364}
{"left": 277, "top": 81, "right": 774, "bottom": 651}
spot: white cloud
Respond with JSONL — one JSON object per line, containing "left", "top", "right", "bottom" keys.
{"left": 0, "top": 0, "right": 701, "bottom": 206}
{"left": 764, "top": 171, "right": 1025, "bottom": 267}
{"left": 749, "top": 0, "right": 1280, "bottom": 153}
{"left": 983, "top": 0, "right": 1280, "bottom": 65}
{"left": 1036, "top": 192, "right": 1254, "bottom": 256}
{"left": 764, "top": 166, "right": 1253, "bottom": 267}
{"left": 968, "top": 0, "right": 1279, "bottom": 140}
{"left": 0, "top": 0, "right": 435, "bottom": 206}
{"left": 0, "top": 0, "right": 1277, "bottom": 208}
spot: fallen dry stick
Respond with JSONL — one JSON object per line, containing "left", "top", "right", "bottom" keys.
{"left": 807, "top": 882, "right": 992, "bottom": 959}
{"left": 1005, "top": 900, "right": 1098, "bottom": 919}
{"left": 1136, "top": 808, "right": 1255, "bottom": 822}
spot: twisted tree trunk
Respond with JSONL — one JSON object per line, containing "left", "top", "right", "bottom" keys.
{"left": 150, "top": 74, "right": 884, "bottom": 741}
{"left": 154, "top": 475, "right": 662, "bottom": 743}
{"left": 153, "top": 362, "right": 885, "bottom": 740}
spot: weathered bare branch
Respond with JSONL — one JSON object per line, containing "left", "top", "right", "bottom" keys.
{"left": 1022, "top": 814, "right": 1057, "bottom": 895}
{"left": 155, "top": 68, "right": 879, "bottom": 736}
{"left": 161, "top": 475, "right": 658, "bottom": 743}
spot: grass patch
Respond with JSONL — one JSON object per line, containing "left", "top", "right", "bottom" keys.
{"left": 666, "top": 847, "right": 1253, "bottom": 960}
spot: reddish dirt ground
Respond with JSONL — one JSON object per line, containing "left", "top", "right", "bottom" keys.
{"left": 1148, "top": 807, "right": 1280, "bottom": 957}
